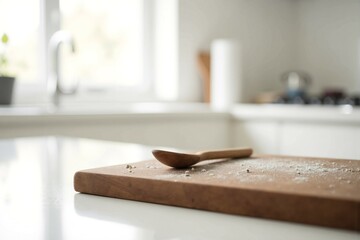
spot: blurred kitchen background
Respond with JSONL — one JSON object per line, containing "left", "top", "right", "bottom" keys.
{"left": 0, "top": 0, "right": 359, "bottom": 159}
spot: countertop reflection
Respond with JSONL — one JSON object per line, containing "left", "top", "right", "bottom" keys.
{"left": 0, "top": 137, "right": 358, "bottom": 240}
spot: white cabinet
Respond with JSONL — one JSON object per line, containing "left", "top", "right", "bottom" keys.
{"left": 232, "top": 105, "right": 360, "bottom": 160}
{"left": 280, "top": 122, "right": 360, "bottom": 159}
{"left": 1, "top": 104, "right": 359, "bottom": 159}
{"left": 233, "top": 121, "right": 280, "bottom": 154}
{"left": 0, "top": 112, "right": 230, "bottom": 150}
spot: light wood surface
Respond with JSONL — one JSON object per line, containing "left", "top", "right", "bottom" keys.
{"left": 197, "top": 52, "right": 211, "bottom": 103}
{"left": 74, "top": 155, "right": 360, "bottom": 231}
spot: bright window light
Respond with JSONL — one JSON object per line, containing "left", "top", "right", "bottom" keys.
{"left": 60, "top": 0, "right": 144, "bottom": 89}
{"left": 0, "top": 0, "right": 40, "bottom": 83}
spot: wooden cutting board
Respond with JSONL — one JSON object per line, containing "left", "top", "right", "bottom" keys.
{"left": 74, "top": 155, "right": 360, "bottom": 231}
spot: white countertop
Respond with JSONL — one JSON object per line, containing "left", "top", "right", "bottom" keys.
{"left": 0, "top": 103, "right": 359, "bottom": 124}
{"left": 0, "top": 137, "right": 358, "bottom": 240}
{"left": 231, "top": 104, "right": 360, "bottom": 123}
{"left": 0, "top": 103, "right": 228, "bottom": 126}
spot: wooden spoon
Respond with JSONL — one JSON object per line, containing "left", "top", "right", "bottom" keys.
{"left": 152, "top": 147, "right": 253, "bottom": 168}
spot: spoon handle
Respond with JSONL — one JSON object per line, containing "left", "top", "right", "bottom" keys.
{"left": 198, "top": 148, "right": 253, "bottom": 161}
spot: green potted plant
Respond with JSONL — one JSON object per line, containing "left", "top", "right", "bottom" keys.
{"left": 0, "top": 33, "right": 15, "bottom": 105}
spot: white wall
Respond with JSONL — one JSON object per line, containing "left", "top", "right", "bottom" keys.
{"left": 178, "top": 0, "right": 297, "bottom": 102}
{"left": 295, "top": 0, "right": 360, "bottom": 95}
{"left": 177, "top": 0, "right": 360, "bottom": 102}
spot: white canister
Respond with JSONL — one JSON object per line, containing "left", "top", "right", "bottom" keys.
{"left": 210, "top": 39, "right": 242, "bottom": 110}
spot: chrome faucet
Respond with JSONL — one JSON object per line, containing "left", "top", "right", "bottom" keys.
{"left": 48, "top": 31, "right": 77, "bottom": 107}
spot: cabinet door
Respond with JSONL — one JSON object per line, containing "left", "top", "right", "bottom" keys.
{"left": 280, "top": 123, "right": 360, "bottom": 160}
{"left": 233, "top": 121, "right": 280, "bottom": 154}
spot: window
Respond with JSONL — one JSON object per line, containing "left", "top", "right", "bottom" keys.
{"left": 0, "top": 0, "right": 40, "bottom": 84}
{"left": 60, "top": 0, "right": 145, "bottom": 89}
{"left": 1, "top": 0, "right": 180, "bottom": 104}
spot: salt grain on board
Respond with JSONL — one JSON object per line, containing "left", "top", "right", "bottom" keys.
{"left": 150, "top": 156, "right": 357, "bottom": 187}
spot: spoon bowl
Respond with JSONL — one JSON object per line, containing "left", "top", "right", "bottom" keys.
{"left": 152, "top": 148, "right": 253, "bottom": 168}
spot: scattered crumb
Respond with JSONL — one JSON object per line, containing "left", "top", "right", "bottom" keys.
{"left": 126, "top": 164, "right": 135, "bottom": 173}
{"left": 149, "top": 156, "right": 358, "bottom": 188}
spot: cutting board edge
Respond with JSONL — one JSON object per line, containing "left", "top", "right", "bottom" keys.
{"left": 74, "top": 170, "right": 360, "bottom": 232}
{"left": 74, "top": 169, "right": 360, "bottom": 202}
